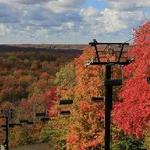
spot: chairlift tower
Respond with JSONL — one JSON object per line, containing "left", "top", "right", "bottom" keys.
{"left": 0, "top": 109, "right": 21, "bottom": 150}
{"left": 86, "top": 39, "right": 133, "bottom": 150}
{"left": 147, "top": 77, "right": 150, "bottom": 84}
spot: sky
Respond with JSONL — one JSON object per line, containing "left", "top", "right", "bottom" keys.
{"left": 0, "top": 0, "right": 149, "bottom": 44}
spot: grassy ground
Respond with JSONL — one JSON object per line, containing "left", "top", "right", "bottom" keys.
{"left": 12, "top": 143, "right": 50, "bottom": 150}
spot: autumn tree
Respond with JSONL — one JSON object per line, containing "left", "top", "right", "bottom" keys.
{"left": 55, "top": 48, "right": 105, "bottom": 149}
{"left": 114, "top": 21, "right": 150, "bottom": 139}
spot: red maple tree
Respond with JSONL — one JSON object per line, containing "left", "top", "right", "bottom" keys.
{"left": 114, "top": 21, "right": 150, "bottom": 138}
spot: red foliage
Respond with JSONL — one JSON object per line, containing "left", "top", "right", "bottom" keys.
{"left": 46, "top": 87, "right": 58, "bottom": 102}
{"left": 19, "top": 100, "right": 33, "bottom": 119}
{"left": 45, "top": 87, "right": 59, "bottom": 117}
{"left": 114, "top": 21, "right": 150, "bottom": 138}
{"left": 20, "top": 100, "right": 30, "bottom": 110}
{"left": 87, "top": 139, "right": 99, "bottom": 147}
{"left": 67, "top": 134, "right": 79, "bottom": 145}
{"left": 79, "top": 139, "right": 100, "bottom": 150}
{"left": 40, "top": 72, "right": 50, "bottom": 79}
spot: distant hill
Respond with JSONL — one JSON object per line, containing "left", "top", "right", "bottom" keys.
{"left": 0, "top": 44, "right": 89, "bottom": 59}
{"left": 0, "top": 44, "right": 88, "bottom": 52}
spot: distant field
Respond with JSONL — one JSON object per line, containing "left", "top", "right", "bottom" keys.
{"left": 12, "top": 143, "right": 50, "bottom": 150}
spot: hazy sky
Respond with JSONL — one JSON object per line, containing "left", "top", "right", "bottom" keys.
{"left": 0, "top": 0, "right": 149, "bottom": 44}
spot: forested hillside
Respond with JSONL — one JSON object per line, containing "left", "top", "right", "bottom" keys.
{"left": 0, "top": 47, "right": 83, "bottom": 148}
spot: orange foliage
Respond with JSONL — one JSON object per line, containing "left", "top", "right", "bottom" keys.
{"left": 80, "top": 101, "right": 94, "bottom": 112}
{"left": 58, "top": 47, "right": 105, "bottom": 149}
{"left": 67, "top": 134, "right": 79, "bottom": 145}
{"left": 74, "top": 48, "right": 103, "bottom": 97}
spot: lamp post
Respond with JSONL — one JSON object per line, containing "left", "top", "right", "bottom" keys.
{"left": 86, "top": 39, "right": 133, "bottom": 150}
